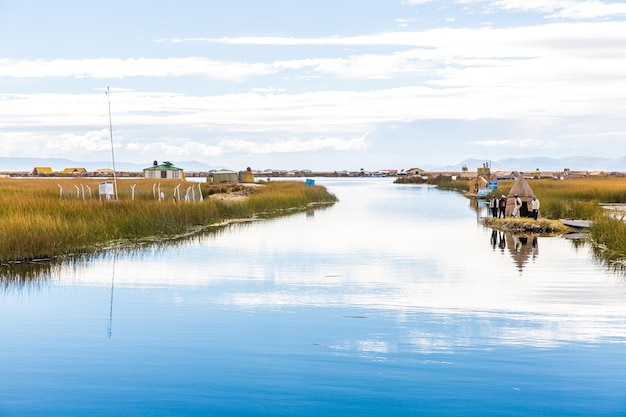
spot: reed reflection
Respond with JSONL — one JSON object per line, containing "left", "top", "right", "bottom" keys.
{"left": 0, "top": 261, "right": 57, "bottom": 292}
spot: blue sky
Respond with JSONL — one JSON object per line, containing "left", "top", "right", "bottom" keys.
{"left": 1, "top": 0, "right": 626, "bottom": 171}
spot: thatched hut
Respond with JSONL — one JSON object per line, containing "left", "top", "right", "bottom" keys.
{"left": 506, "top": 174, "right": 535, "bottom": 217}
{"left": 468, "top": 176, "right": 489, "bottom": 195}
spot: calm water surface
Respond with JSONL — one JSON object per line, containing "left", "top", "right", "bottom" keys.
{"left": 1, "top": 178, "right": 626, "bottom": 416}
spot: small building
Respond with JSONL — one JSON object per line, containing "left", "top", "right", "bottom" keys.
{"left": 468, "top": 175, "right": 488, "bottom": 195}
{"left": 239, "top": 169, "right": 255, "bottom": 183}
{"left": 61, "top": 167, "right": 87, "bottom": 175}
{"left": 459, "top": 171, "right": 478, "bottom": 180}
{"left": 32, "top": 167, "right": 54, "bottom": 176}
{"left": 143, "top": 161, "right": 184, "bottom": 179}
{"left": 212, "top": 170, "right": 238, "bottom": 183}
{"left": 405, "top": 168, "right": 425, "bottom": 176}
{"left": 96, "top": 168, "right": 116, "bottom": 176}
{"left": 495, "top": 171, "right": 516, "bottom": 180}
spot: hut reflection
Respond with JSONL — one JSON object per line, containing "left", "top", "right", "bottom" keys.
{"left": 508, "top": 233, "right": 538, "bottom": 272}
{"left": 469, "top": 198, "right": 487, "bottom": 219}
{"left": 489, "top": 229, "right": 538, "bottom": 272}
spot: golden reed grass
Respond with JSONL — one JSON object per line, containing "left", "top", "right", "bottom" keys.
{"left": 435, "top": 175, "right": 626, "bottom": 259}
{"left": 495, "top": 177, "right": 626, "bottom": 260}
{"left": 0, "top": 178, "right": 337, "bottom": 262}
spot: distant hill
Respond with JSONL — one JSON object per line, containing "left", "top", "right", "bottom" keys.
{"left": 0, "top": 157, "right": 225, "bottom": 173}
{"left": 3, "top": 155, "right": 625, "bottom": 175}
{"left": 436, "top": 156, "right": 626, "bottom": 172}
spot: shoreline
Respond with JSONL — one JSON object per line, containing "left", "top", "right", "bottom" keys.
{"left": 481, "top": 216, "right": 573, "bottom": 235}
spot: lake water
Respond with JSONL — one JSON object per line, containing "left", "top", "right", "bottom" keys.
{"left": 1, "top": 178, "right": 626, "bottom": 416}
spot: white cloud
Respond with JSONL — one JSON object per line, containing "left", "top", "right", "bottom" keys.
{"left": 219, "top": 136, "right": 367, "bottom": 154}
{"left": 0, "top": 129, "right": 116, "bottom": 159}
{"left": 0, "top": 58, "right": 277, "bottom": 81}
{"left": 3, "top": 22, "right": 626, "bottom": 88}
{"left": 124, "top": 136, "right": 366, "bottom": 159}
{"left": 3, "top": 19, "right": 626, "bottom": 166}
{"left": 471, "top": 138, "right": 559, "bottom": 148}
{"left": 490, "top": 0, "right": 626, "bottom": 19}
{"left": 126, "top": 141, "right": 222, "bottom": 157}
{"left": 396, "top": 18, "right": 410, "bottom": 28}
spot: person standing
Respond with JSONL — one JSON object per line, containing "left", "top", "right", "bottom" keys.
{"left": 530, "top": 195, "right": 540, "bottom": 220}
{"left": 498, "top": 195, "right": 507, "bottom": 218}
{"left": 490, "top": 195, "right": 498, "bottom": 217}
{"left": 512, "top": 194, "right": 522, "bottom": 218}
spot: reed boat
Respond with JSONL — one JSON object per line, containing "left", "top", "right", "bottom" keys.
{"left": 560, "top": 218, "right": 593, "bottom": 229}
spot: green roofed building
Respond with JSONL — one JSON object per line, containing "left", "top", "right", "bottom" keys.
{"left": 143, "top": 161, "right": 184, "bottom": 179}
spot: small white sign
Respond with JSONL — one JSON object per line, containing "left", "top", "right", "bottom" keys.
{"left": 99, "top": 182, "right": 114, "bottom": 196}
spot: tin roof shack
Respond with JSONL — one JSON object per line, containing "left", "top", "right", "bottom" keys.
{"left": 61, "top": 167, "right": 87, "bottom": 176}
{"left": 32, "top": 167, "right": 54, "bottom": 176}
{"left": 143, "top": 161, "right": 184, "bottom": 179}
{"left": 212, "top": 170, "right": 238, "bottom": 183}
{"left": 506, "top": 174, "right": 535, "bottom": 218}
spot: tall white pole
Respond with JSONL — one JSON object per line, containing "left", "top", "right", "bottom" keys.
{"left": 106, "top": 87, "right": 119, "bottom": 200}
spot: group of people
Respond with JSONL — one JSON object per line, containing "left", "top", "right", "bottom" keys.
{"left": 489, "top": 194, "right": 540, "bottom": 220}
{"left": 489, "top": 194, "right": 508, "bottom": 218}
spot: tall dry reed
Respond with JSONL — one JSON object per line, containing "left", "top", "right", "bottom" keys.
{"left": 0, "top": 178, "right": 337, "bottom": 262}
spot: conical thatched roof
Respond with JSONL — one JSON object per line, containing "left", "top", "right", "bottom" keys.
{"left": 508, "top": 174, "right": 534, "bottom": 197}
{"left": 505, "top": 174, "right": 535, "bottom": 217}
{"left": 468, "top": 175, "right": 488, "bottom": 192}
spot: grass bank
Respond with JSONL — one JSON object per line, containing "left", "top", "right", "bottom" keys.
{"left": 0, "top": 178, "right": 337, "bottom": 263}
{"left": 482, "top": 217, "right": 570, "bottom": 235}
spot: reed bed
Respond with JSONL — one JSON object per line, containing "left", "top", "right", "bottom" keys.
{"left": 589, "top": 215, "right": 626, "bottom": 267}
{"left": 494, "top": 177, "right": 626, "bottom": 261}
{"left": 491, "top": 177, "right": 625, "bottom": 220}
{"left": 0, "top": 178, "right": 337, "bottom": 263}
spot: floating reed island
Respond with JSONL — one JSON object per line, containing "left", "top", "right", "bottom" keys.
{"left": 399, "top": 173, "right": 626, "bottom": 261}
{"left": 471, "top": 176, "right": 626, "bottom": 260}
{"left": 0, "top": 178, "right": 337, "bottom": 263}
{"left": 481, "top": 217, "right": 571, "bottom": 235}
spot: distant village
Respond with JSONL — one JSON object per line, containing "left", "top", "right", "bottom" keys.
{"left": 1, "top": 160, "right": 622, "bottom": 183}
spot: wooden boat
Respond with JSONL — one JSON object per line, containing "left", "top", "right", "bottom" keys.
{"left": 560, "top": 218, "right": 593, "bottom": 229}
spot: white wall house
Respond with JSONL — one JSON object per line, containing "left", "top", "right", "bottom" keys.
{"left": 143, "top": 161, "right": 184, "bottom": 179}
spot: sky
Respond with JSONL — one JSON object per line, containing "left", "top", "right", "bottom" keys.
{"left": 1, "top": 0, "right": 626, "bottom": 172}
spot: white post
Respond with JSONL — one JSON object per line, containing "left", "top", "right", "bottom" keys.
{"left": 152, "top": 183, "right": 157, "bottom": 199}
{"left": 86, "top": 185, "right": 92, "bottom": 199}
{"left": 106, "top": 87, "right": 119, "bottom": 200}
{"left": 198, "top": 183, "right": 203, "bottom": 202}
{"left": 131, "top": 184, "right": 136, "bottom": 201}
{"left": 80, "top": 184, "right": 85, "bottom": 200}
{"left": 74, "top": 184, "right": 80, "bottom": 198}
{"left": 58, "top": 184, "right": 62, "bottom": 198}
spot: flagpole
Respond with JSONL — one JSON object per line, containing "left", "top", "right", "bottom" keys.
{"left": 106, "top": 87, "right": 119, "bottom": 200}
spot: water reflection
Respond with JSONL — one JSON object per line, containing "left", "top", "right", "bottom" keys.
{"left": 2, "top": 179, "right": 626, "bottom": 416}
{"left": 488, "top": 229, "right": 539, "bottom": 272}
{"left": 0, "top": 216, "right": 296, "bottom": 287}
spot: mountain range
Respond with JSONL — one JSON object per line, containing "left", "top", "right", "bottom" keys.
{"left": 436, "top": 156, "right": 626, "bottom": 173}
{"left": 1, "top": 156, "right": 625, "bottom": 174}
{"left": 0, "top": 158, "right": 224, "bottom": 173}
